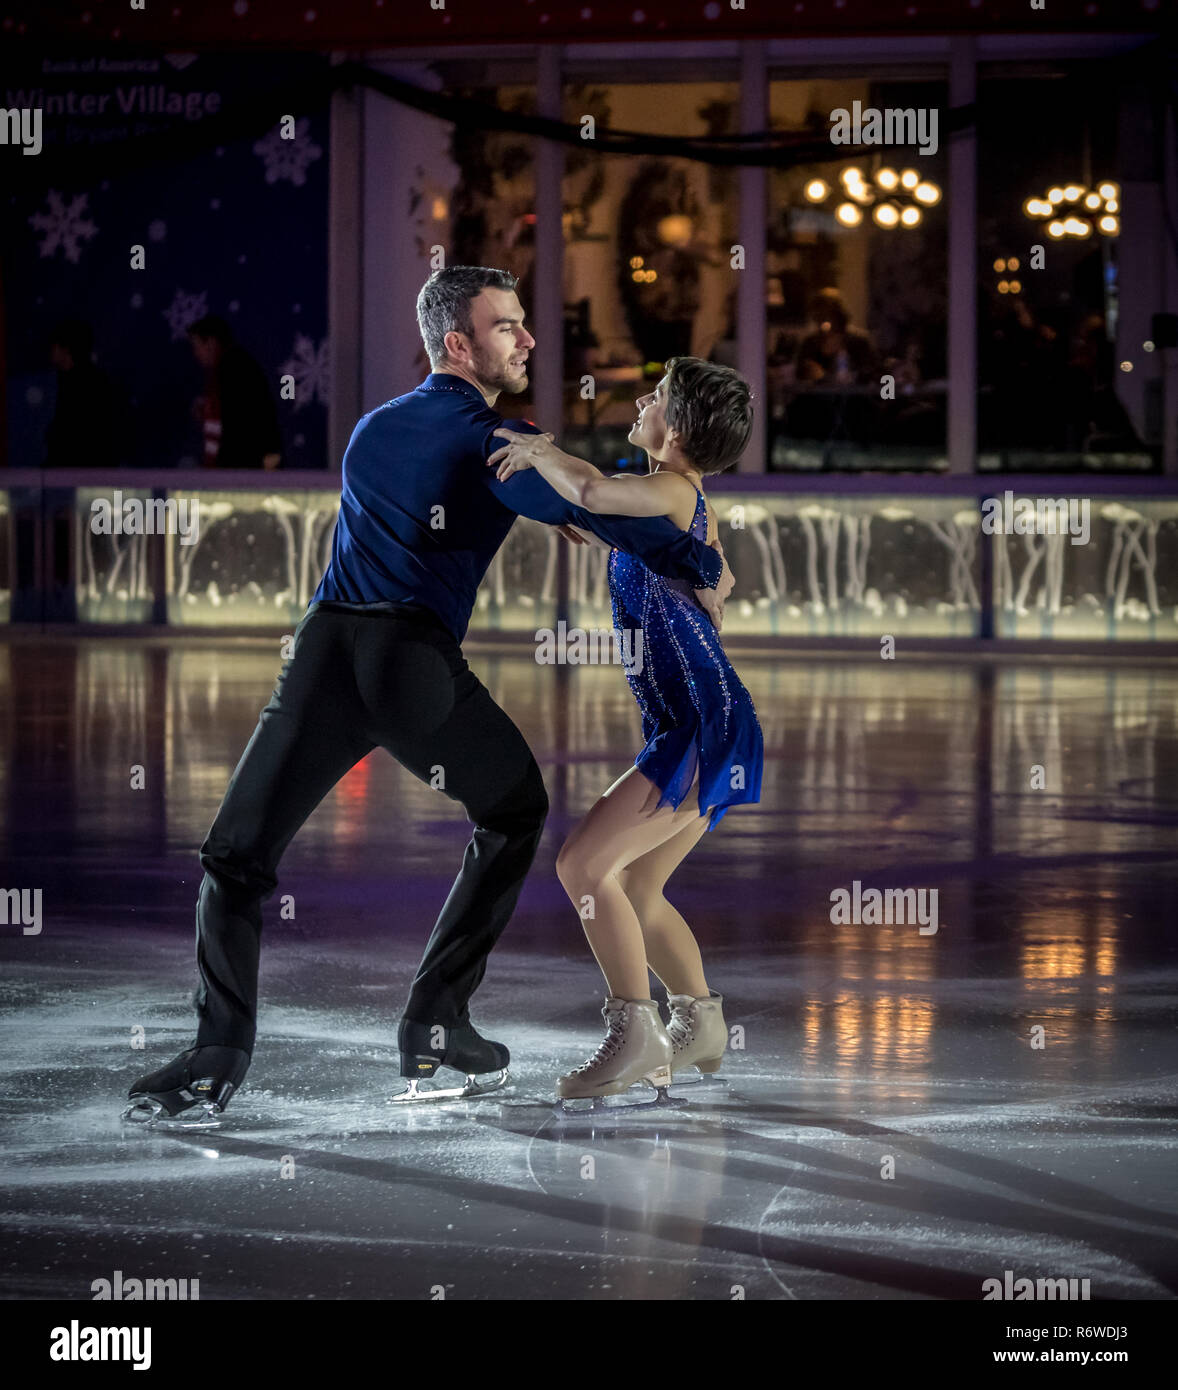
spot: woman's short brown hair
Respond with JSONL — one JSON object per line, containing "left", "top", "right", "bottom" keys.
{"left": 663, "top": 356, "right": 753, "bottom": 475}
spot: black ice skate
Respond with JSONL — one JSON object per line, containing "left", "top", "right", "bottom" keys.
{"left": 122, "top": 1045, "right": 250, "bottom": 1130}
{"left": 391, "top": 1017, "right": 510, "bottom": 1103}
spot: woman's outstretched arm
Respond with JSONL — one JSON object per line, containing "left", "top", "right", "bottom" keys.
{"left": 488, "top": 428, "right": 693, "bottom": 521}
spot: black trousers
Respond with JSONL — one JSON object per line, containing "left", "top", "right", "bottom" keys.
{"left": 193, "top": 601, "right": 549, "bottom": 1056}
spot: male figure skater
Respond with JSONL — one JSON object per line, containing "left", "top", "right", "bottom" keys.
{"left": 124, "top": 265, "right": 733, "bottom": 1125}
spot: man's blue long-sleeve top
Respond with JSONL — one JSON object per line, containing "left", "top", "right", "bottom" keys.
{"left": 312, "top": 373, "right": 723, "bottom": 642}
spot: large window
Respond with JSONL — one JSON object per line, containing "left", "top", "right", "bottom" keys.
{"left": 559, "top": 77, "right": 740, "bottom": 468}
{"left": 976, "top": 68, "right": 1155, "bottom": 473}
{"left": 766, "top": 75, "right": 949, "bottom": 472}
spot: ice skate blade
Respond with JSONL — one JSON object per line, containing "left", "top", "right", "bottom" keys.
{"left": 555, "top": 1085, "right": 690, "bottom": 1117}
{"left": 390, "top": 1068, "right": 509, "bottom": 1104}
{"left": 121, "top": 1099, "right": 225, "bottom": 1131}
{"left": 667, "top": 1071, "right": 729, "bottom": 1090}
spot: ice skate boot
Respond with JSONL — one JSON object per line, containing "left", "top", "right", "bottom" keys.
{"left": 122, "top": 1045, "right": 250, "bottom": 1130}
{"left": 666, "top": 990, "right": 728, "bottom": 1088}
{"left": 555, "top": 998, "right": 686, "bottom": 1114}
{"left": 391, "top": 1017, "right": 510, "bottom": 1103}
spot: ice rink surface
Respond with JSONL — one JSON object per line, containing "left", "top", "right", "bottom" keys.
{"left": 2, "top": 639, "right": 1176, "bottom": 1300}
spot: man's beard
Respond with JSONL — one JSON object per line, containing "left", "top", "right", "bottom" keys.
{"left": 472, "top": 344, "right": 529, "bottom": 395}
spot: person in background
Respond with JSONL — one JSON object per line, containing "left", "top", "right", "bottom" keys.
{"left": 790, "top": 289, "right": 879, "bottom": 445}
{"left": 1063, "top": 314, "right": 1141, "bottom": 453}
{"left": 45, "top": 318, "right": 123, "bottom": 468}
{"left": 794, "top": 287, "right": 878, "bottom": 385}
{"left": 187, "top": 315, "right": 282, "bottom": 469}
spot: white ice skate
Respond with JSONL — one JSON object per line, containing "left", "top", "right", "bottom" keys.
{"left": 666, "top": 990, "right": 729, "bottom": 1090}
{"left": 555, "top": 998, "right": 688, "bottom": 1115}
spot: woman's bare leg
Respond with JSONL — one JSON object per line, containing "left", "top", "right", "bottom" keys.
{"left": 555, "top": 765, "right": 709, "bottom": 1000}
{"left": 616, "top": 815, "right": 711, "bottom": 997}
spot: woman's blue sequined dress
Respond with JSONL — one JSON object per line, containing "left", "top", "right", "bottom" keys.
{"left": 608, "top": 486, "right": 763, "bottom": 831}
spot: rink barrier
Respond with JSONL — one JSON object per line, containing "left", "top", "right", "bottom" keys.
{"left": 2, "top": 469, "right": 1177, "bottom": 646}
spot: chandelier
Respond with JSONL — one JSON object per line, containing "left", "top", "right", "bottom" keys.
{"left": 804, "top": 165, "right": 942, "bottom": 229}
{"left": 1023, "top": 182, "right": 1120, "bottom": 239}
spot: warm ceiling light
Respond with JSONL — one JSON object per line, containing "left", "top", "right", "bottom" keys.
{"left": 835, "top": 202, "right": 862, "bottom": 226}
{"left": 1047, "top": 187, "right": 1065, "bottom": 204}
{"left": 1048, "top": 221, "right": 1066, "bottom": 238}
{"left": 1008, "top": 256, "right": 1020, "bottom": 270}
{"left": 900, "top": 169, "right": 919, "bottom": 189}
{"left": 1099, "top": 215, "right": 1120, "bottom": 235}
{"left": 900, "top": 205, "right": 921, "bottom": 226}
{"left": 914, "top": 182, "right": 940, "bottom": 205}
{"left": 994, "top": 258, "right": 1007, "bottom": 272}
{"left": 876, "top": 168, "right": 899, "bottom": 190}
{"left": 997, "top": 280, "right": 1010, "bottom": 294}
{"left": 840, "top": 166, "right": 864, "bottom": 187}
{"left": 1009, "top": 279, "right": 1022, "bottom": 293}
{"left": 656, "top": 213, "right": 694, "bottom": 246}
{"left": 1063, "top": 185, "right": 1083, "bottom": 202}
{"left": 1105, "top": 198, "right": 1118, "bottom": 213}
{"left": 805, "top": 178, "right": 829, "bottom": 202}
{"left": 1084, "top": 192, "right": 1102, "bottom": 209}
{"left": 873, "top": 203, "right": 900, "bottom": 227}
{"left": 1098, "top": 182, "right": 1119, "bottom": 200}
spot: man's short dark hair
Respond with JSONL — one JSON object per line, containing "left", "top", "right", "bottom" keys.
{"left": 663, "top": 356, "right": 753, "bottom": 475}
{"left": 187, "top": 314, "right": 233, "bottom": 345}
{"left": 416, "top": 266, "right": 518, "bottom": 366}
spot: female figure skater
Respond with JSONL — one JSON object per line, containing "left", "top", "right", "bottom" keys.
{"left": 488, "top": 356, "right": 763, "bottom": 1104}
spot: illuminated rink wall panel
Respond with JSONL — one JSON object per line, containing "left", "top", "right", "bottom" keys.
{"left": 573, "top": 495, "right": 983, "bottom": 637}
{"left": 162, "top": 490, "right": 340, "bottom": 627}
{"left": 995, "top": 501, "right": 1178, "bottom": 640}
{"left": 3, "top": 482, "right": 1178, "bottom": 641}
{"left": 162, "top": 494, "right": 553, "bottom": 631}
{"left": 75, "top": 487, "right": 155, "bottom": 625}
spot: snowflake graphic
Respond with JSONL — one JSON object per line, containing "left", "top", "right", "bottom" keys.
{"left": 281, "top": 334, "right": 329, "bottom": 409}
{"left": 253, "top": 118, "right": 323, "bottom": 187}
{"left": 162, "top": 288, "right": 209, "bottom": 341}
{"left": 28, "top": 191, "right": 98, "bottom": 263}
